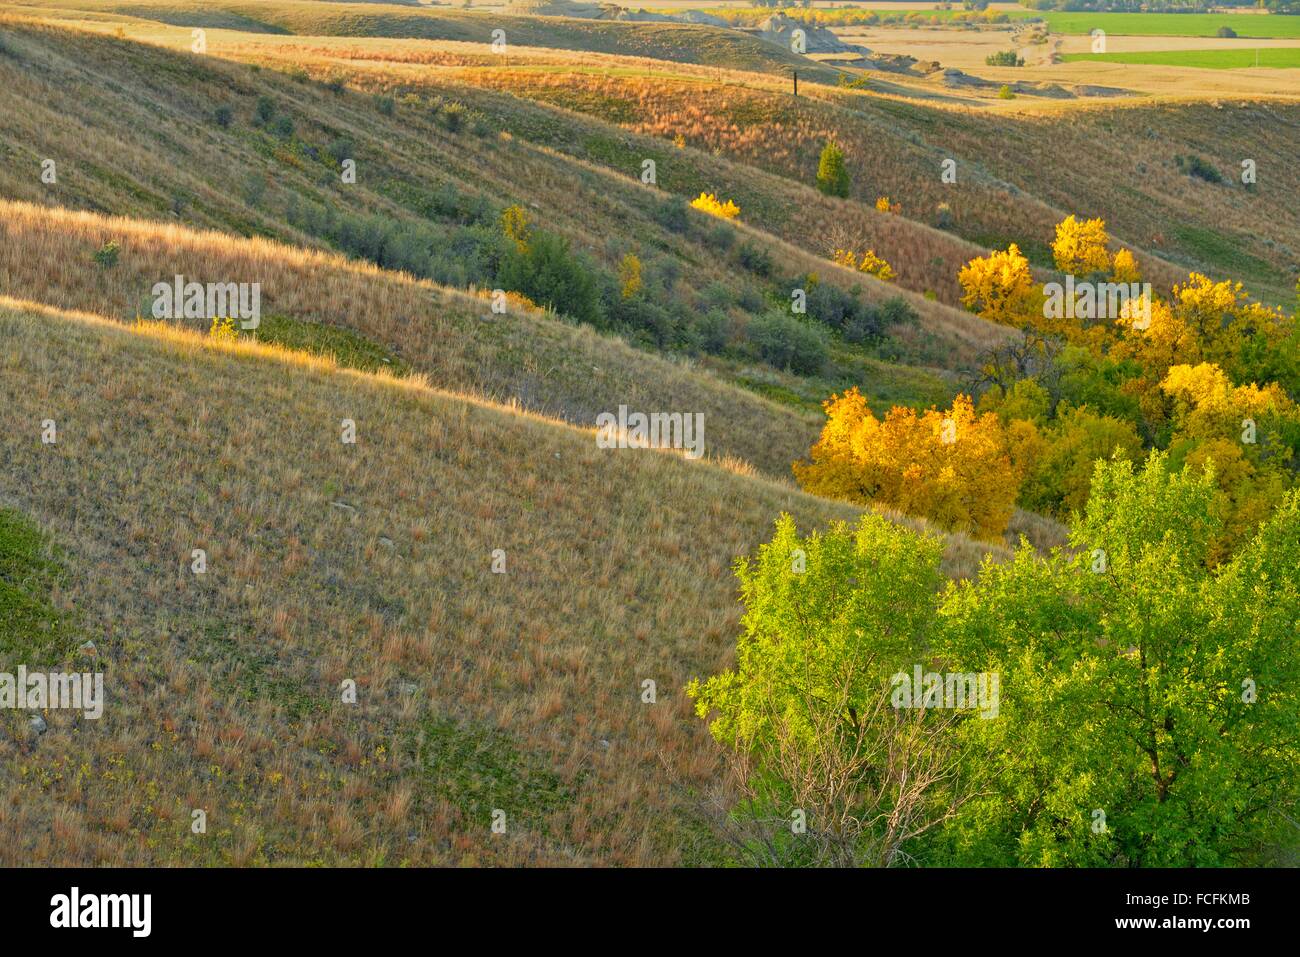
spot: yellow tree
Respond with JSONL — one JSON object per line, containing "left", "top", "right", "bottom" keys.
{"left": 618, "top": 252, "right": 642, "bottom": 299}
{"left": 1111, "top": 248, "right": 1141, "bottom": 283}
{"left": 1052, "top": 214, "right": 1111, "bottom": 276}
{"left": 1161, "top": 362, "right": 1298, "bottom": 562}
{"left": 958, "top": 243, "right": 1040, "bottom": 328}
{"left": 794, "top": 389, "right": 1021, "bottom": 541}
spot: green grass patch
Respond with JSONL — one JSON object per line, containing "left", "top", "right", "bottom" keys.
{"left": 254, "top": 314, "right": 410, "bottom": 376}
{"left": 0, "top": 508, "right": 79, "bottom": 664}
{"left": 411, "top": 715, "right": 573, "bottom": 833}
{"left": 1170, "top": 225, "right": 1281, "bottom": 290}
{"left": 1063, "top": 47, "right": 1300, "bottom": 70}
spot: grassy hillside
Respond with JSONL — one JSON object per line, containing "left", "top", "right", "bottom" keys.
{"left": 449, "top": 66, "right": 1299, "bottom": 304}
{"left": 0, "top": 300, "right": 1005, "bottom": 866}
{"left": 8, "top": 0, "right": 848, "bottom": 80}
{"left": 0, "top": 199, "right": 822, "bottom": 477}
{"left": 0, "top": 15, "right": 1016, "bottom": 416}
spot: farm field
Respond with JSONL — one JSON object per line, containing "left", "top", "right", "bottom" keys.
{"left": 0, "top": 0, "right": 1297, "bottom": 911}
{"left": 1064, "top": 46, "right": 1300, "bottom": 70}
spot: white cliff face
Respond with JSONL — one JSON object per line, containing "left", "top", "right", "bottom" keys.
{"left": 751, "top": 13, "right": 871, "bottom": 56}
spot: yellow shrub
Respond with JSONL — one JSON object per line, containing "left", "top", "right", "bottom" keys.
{"left": 208, "top": 316, "right": 238, "bottom": 341}
{"left": 501, "top": 204, "right": 532, "bottom": 253}
{"left": 690, "top": 192, "right": 740, "bottom": 220}
{"left": 618, "top": 252, "right": 643, "bottom": 299}
{"left": 1111, "top": 248, "right": 1141, "bottom": 283}
{"left": 833, "top": 247, "right": 895, "bottom": 281}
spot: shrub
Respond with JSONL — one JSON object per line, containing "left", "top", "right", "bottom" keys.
{"left": 690, "top": 192, "right": 740, "bottom": 220}
{"left": 618, "top": 252, "right": 642, "bottom": 299}
{"left": 687, "top": 513, "right": 964, "bottom": 867}
{"left": 997, "top": 85, "right": 1015, "bottom": 99}
{"left": 272, "top": 115, "right": 294, "bottom": 139}
{"left": 254, "top": 95, "right": 275, "bottom": 124}
{"left": 958, "top": 243, "right": 1039, "bottom": 327}
{"left": 208, "top": 317, "right": 239, "bottom": 341}
{"left": 497, "top": 231, "right": 602, "bottom": 327}
{"left": 1052, "top": 214, "right": 1111, "bottom": 276}
{"left": 441, "top": 102, "right": 465, "bottom": 132}
{"left": 985, "top": 50, "right": 1024, "bottom": 67}
{"left": 653, "top": 195, "right": 689, "bottom": 233}
{"left": 93, "top": 241, "right": 120, "bottom": 269}
{"left": 934, "top": 454, "right": 1300, "bottom": 866}
{"left": 736, "top": 242, "right": 773, "bottom": 277}
{"left": 500, "top": 204, "right": 532, "bottom": 253}
{"left": 748, "top": 311, "right": 829, "bottom": 375}
{"left": 375, "top": 95, "right": 396, "bottom": 117}
{"left": 213, "top": 105, "right": 233, "bottom": 128}
{"left": 1176, "top": 154, "right": 1224, "bottom": 184}
{"left": 1216, "top": 26, "right": 1237, "bottom": 38}
{"left": 327, "top": 138, "right": 353, "bottom": 166}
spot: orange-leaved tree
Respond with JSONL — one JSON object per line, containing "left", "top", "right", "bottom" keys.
{"left": 794, "top": 389, "right": 1021, "bottom": 541}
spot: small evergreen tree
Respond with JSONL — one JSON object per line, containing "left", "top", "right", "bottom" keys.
{"left": 816, "top": 141, "right": 851, "bottom": 198}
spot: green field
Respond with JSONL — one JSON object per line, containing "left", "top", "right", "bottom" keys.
{"left": 1063, "top": 47, "right": 1300, "bottom": 69}
{"left": 1030, "top": 11, "right": 1300, "bottom": 39}
{"left": 656, "top": 7, "right": 1300, "bottom": 39}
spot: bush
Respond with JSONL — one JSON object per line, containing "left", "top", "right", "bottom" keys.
{"left": 653, "top": 195, "right": 689, "bottom": 234}
{"left": 748, "top": 311, "right": 829, "bottom": 376}
{"left": 1176, "top": 153, "right": 1224, "bottom": 184}
{"left": 497, "top": 231, "right": 602, "bottom": 327}
{"left": 375, "top": 95, "right": 395, "bottom": 117}
{"left": 985, "top": 51, "right": 1024, "bottom": 67}
{"left": 327, "top": 138, "right": 353, "bottom": 166}
{"left": 687, "top": 513, "right": 960, "bottom": 867}
{"left": 735, "top": 242, "right": 773, "bottom": 277}
{"left": 794, "top": 390, "right": 1020, "bottom": 541}
{"left": 93, "top": 241, "right": 121, "bottom": 269}
{"left": 213, "top": 105, "right": 233, "bottom": 128}
{"left": 441, "top": 102, "right": 465, "bottom": 133}
{"left": 1216, "top": 26, "right": 1237, "bottom": 38}
{"left": 933, "top": 455, "right": 1300, "bottom": 866}
{"left": 816, "top": 140, "right": 851, "bottom": 198}
{"left": 272, "top": 115, "right": 294, "bottom": 139}
{"left": 254, "top": 96, "right": 275, "bottom": 124}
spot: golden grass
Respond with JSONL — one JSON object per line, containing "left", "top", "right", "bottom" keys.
{"left": 0, "top": 300, "right": 1006, "bottom": 865}
{"left": 0, "top": 198, "right": 824, "bottom": 477}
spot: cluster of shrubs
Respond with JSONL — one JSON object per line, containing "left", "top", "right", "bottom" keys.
{"left": 1176, "top": 153, "right": 1225, "bottom": 184}
{"left": 985, "top": 51, "right": 1025, "bottom": 67}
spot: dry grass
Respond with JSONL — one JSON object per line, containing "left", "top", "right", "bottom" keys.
{"left": 0, "top": 300, "right": 1005, "bottom": 866}
{"left": 0, "top": 198, "right": 824, "bottom": 478}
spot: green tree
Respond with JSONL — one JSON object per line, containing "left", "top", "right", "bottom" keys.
{"left": 816, "top": 141, "right": 851, "bottom": 198}
{"left": 931, "top": 453, "right": 1300, "bottom": 866}
{"left": 687, "top": 514, "right": 974, "bottom": 867}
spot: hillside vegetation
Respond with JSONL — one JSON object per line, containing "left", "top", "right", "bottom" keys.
{"left": 2, "top": 0, "right": 1294, "bottom": 869}
{"left": 0, "top": 299, "right": 1002, "bottom": 866}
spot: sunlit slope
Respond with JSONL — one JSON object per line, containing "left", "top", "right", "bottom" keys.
{"left": 0, "top": 17, "right": 1008, "bottom": 370}
{"left": 0, "top": 200, "right": 822, "bottom": 478}
{"left": 454, "top": 65, "right": 1300, "bottom": 303}
{"left": 0, "top": 301, "right": 1005, "bottom": 866}
{"left": 6, "top": 0, "right": 846, "bottom": 81}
